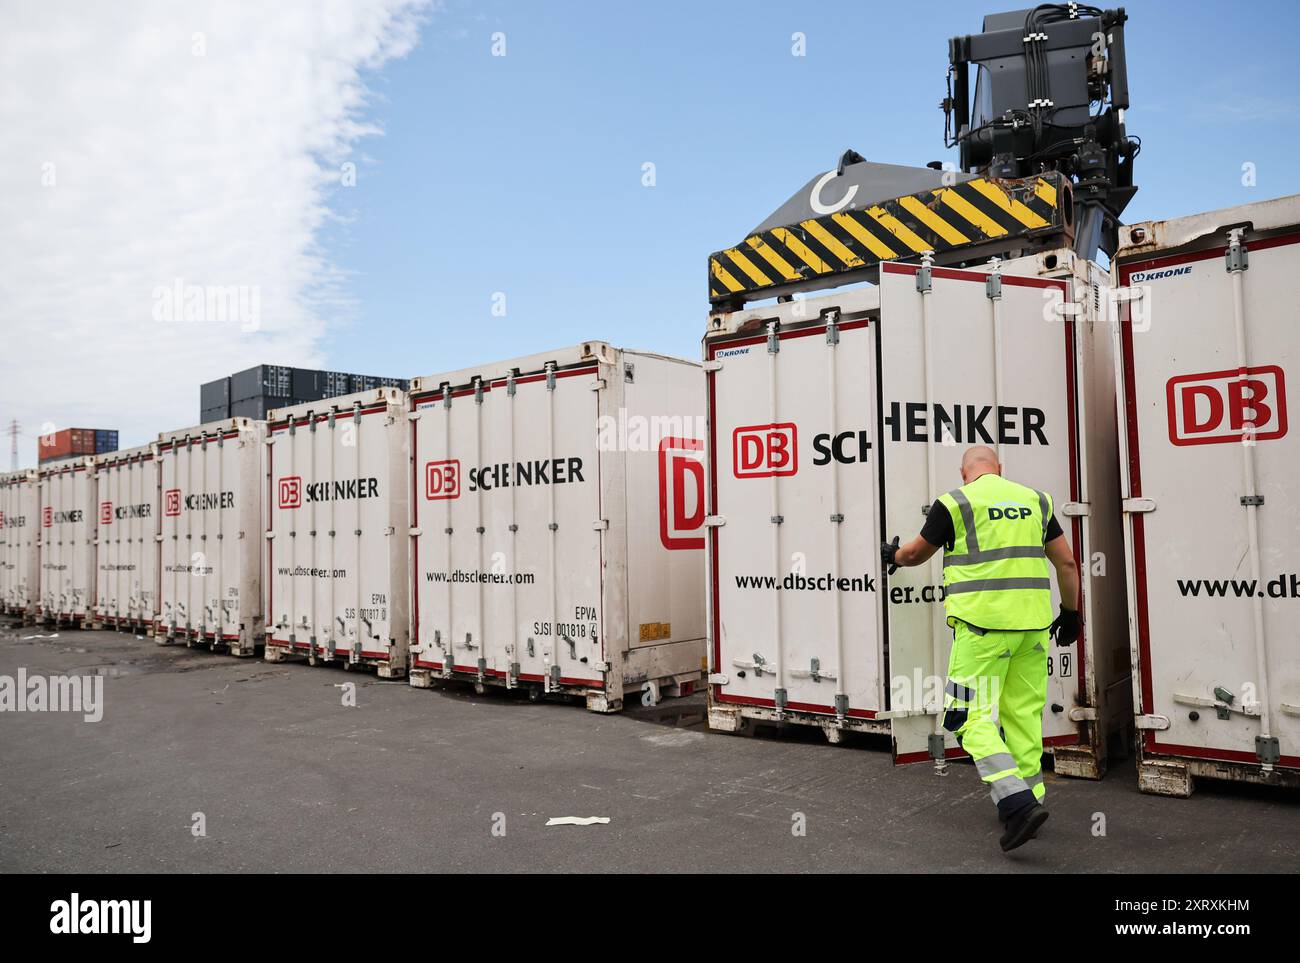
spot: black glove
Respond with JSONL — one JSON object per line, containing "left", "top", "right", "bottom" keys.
{"left": 1049, "top": 605, "right": 1080, "bottom": 648}
{"left": 881, "top": 536, "right": 900, "bottom": 575}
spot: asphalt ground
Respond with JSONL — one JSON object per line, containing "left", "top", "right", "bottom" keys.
{"left": 1, "top": 625, "right": 1296, "bottom": 873}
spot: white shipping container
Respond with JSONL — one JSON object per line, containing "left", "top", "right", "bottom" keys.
{"left": 704, "top": 249, "right": 1131, "bottom": 776}
{"left": 0, "top": 470, "right": 40, "bottom": 619}
{"left": 1114, "top": 194, "right": 1300, "bottom": 795}
{"left": 407, "top": 342, "right": 706, "bottom": 712}
{"left": 264, "top": 389, "right": 409, "bottom": 676}
{"left": 93, "top": 445, "right": 160, "bottom": 632}
{"left": 37, "top": 458, "right": 97, "bottom": 625}
{"left": 156, "top": 418, "right": 264, "bottom": 656}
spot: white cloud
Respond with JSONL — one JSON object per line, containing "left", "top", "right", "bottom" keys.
{"left": 0, "top": 0, "right": 431, "bottom": 468}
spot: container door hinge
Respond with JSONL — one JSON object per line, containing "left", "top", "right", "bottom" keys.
{"left": 766, "top": 322, "right": 780, "bottom": 354}
{"left": 1134, "top": 714, "right": 1170, "bottom": 731}
{"left": 702, "top": 360, "right": 723, "bottom": 372}
{"left": 916, "top": 252, "right": 934, "bottom": 293}
{"left": 407, "top": 411, "right": 421, "bottom": 422}
{"left": 1062, "top": 501, "right": 1089, "bottom": 517}
{"left": 1225, "top": 230, "right": 1249, "bottom": 273}
{"left": 705, "top": 515, "right": 726, "bottom": 528}
{"left": 1256, "top": 736, "right": 1280, "bottom": 765}
{"left": 1122, "top": 497, "right": 1156, "bottom": 513}
{"left": 592, "top": 519, "right": 608, "bottom": 530}
{"left": 589, "top": 379, "right": 606, "bottom": 391}
{"left": 1240, "top": 495, "right": 1264, "bottom": 507}
{"left": 707, "top": 673, "right": 729, "bottom": 686}
{"left": 408, "top": 527, "right": 421, "bottom": 537}
{"left": 590, "top": 661, "right": 610, "bottom": 673}
{"left": 1067, "top": 706, "right": 1097, "bottom": 722}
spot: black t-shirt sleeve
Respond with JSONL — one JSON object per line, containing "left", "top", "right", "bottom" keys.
{"left": 1045, "top": 513, "right": 1063, "bottom": 542}
{"left": 920, "top": 499, "right": 954, "bottom": 550}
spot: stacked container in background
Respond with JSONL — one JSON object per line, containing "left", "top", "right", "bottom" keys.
{"left": 156, "top": 418, "right": 265, "bottom": 656}
{"left": 202, "top": 365, "right": 410, "bottom": 423}
{"left": 38, "top": 427, "right": 118, "bottom": 464}
{"left": 406, "top": 343, "right": 707, "bottom": 712}
{"left": 1114, "top": 194, "right": 1300, "bottom": 794}
{"left": 37, "top": 458, "right": 97, "bottom": 625}
{"left": 0, "top": 470, "right": 40, "bottom": 619}
{"left": 264, "top": 388, "right": 409, "bottom": 675}
{"left": 703, "top": 249, "right": 1132, "bottom": 777}
{"left": 93, "top": 444, "right": 160, "bottom": 633}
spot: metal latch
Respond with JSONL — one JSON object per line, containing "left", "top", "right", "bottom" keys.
{"left": 1061, "top": 501, "right": 1090, "bottom": 517}
{"left": 707, "top": 673, "right": 729, "bottom": 686}
{"left": 705, "top": 515, "right": 726, "bottom": 528}
{"left": 1134, "top": 714, "right": 1170, "bottom": 730}
{"left": 1122, "top": 497, "right": 1156, "bottom": 513}
{"left": 702, "top": 360, "right": 723, "bottom": 372}
{"left": 592, "top": 519, "right": 608, "bottom": 530}
{"left": 732, "top": 654, "right": 773, "bottom": 677}
{"left": 789, "top": 658, "right": 836, "bottom": 683}
{"left": 1067, "top": 706, "right": 1097, "bottom": 722}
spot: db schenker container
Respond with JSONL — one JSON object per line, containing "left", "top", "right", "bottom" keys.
{"left": 263, "top": 388, "right": 409, "bottom": 677}
{"left": 93, "top": 445, "right": 159, "bottom": 633}
{"left": 1114, "top": 193, "right": 1300, "bottom": 795}
{"left": 0, "top": 470, "right": 40, "bottom": 619}
{"left": 406, "top": 342, "right": 706, "bottom": 712}
{"left": 704, "top": 249, "right": 1131, "bottom": 777}
{"left": 156, "top": 417, "right": 265, "bottom": 656}
{"left": 37, "top": 458, "right": 97, "bottom": 625}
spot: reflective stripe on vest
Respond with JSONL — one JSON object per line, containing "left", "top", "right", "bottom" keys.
{"left": 937, "top": 474, "right": 1055, "bottom": 630}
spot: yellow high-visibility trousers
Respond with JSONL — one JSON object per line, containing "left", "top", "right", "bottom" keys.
{"left": 942, "top": 620, "right": 1049, "bottom": 819}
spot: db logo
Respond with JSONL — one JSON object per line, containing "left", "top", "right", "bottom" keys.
{"left": 100, "top": 501, "right": 113, "bottom": 525}
{"left": 659, "top": 437, "right": 704, "bottom": 550}
{"left": 1167, "top": 365, "right": 1287, "bottom": 446}
{"left": 42, "top": 507, "right": 52, "bottom": 528}
{"left": 733, "top": 423, "right": 798, "bottom": 478}
{"left": 278, "top": 476, "right": 302, "bottom": 509}
{"left": 425, "top": 460, "right": 460, "bottom": 500}
{"left": 164, "top": 489, "right": 181, "bottom": 517}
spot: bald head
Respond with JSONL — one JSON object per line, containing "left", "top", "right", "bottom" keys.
{"left": 960, "top": 445, "right": 1001, "bottom": 484}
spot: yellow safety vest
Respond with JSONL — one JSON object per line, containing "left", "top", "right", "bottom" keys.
{"left": 936, "top": 473, "right": 1055, "bottom": 630}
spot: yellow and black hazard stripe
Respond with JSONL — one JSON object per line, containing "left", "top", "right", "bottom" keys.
{"left": 708, "top": 173, "right": 1066, "bottom": 302}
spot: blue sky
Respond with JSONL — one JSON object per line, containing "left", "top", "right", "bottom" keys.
{"left": 321, "top": 0, "right": 1300, "bottom": 378}
{"left": 5, "top": 1, "right": 1298, "bottom": 465}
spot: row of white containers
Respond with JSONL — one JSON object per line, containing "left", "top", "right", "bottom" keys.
{"left": 0, "top": 194, "right": 1294, "bottom": 793}
{"left": 262, "top": 345, "right": 706, "bottom": 710}
{"left": 700, "top": 193, "right": 1298, "bottom": 793}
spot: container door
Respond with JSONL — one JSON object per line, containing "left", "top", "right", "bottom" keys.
{"left": 268, "top": 404, "right": 398, "bottom": 658}
{"left": 96, "top": 467, "right": 114, "bottom": 621}
{"left": 1118, "top": 233, "right": 1300, "bottom": 769}
{"left": 879, "top": 262, "right": 1080, "bottom": 763}
{"left": 709, "top": 315, "right": 885, "bottom": 720}
{"left": 159, "top": 445, "right": 184, "bottom": 634}
{"left": 412, "top": 364, "right": 605, "bottom": 687}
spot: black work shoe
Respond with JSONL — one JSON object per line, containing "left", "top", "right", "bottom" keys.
{"left": 999, "top": 803, "right": 1049, "bottom": 852}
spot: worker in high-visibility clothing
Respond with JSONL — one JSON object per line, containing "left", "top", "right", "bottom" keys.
{"left": 882, "top": 445, "right": 1080, "bottom": 852}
